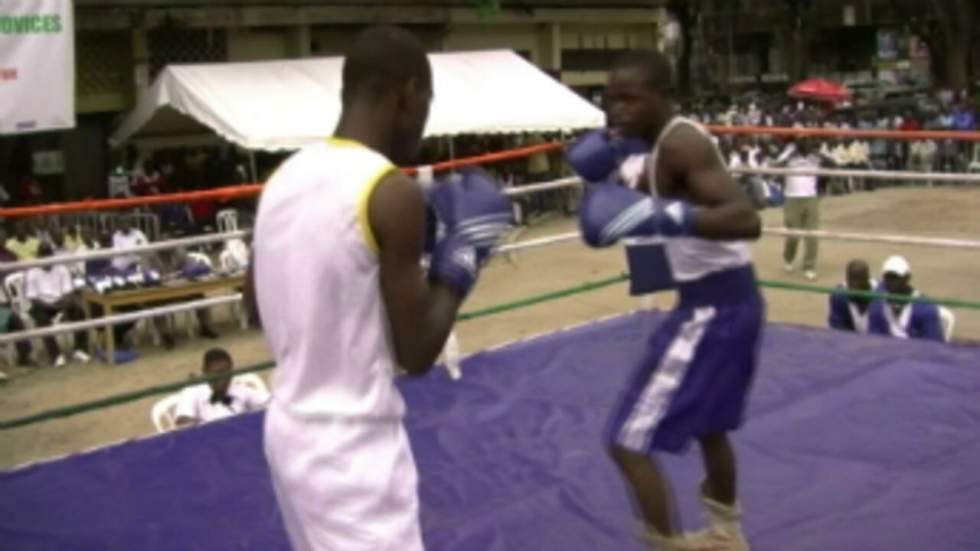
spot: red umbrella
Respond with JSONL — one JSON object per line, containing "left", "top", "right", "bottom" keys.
{"left": 788, "top": 79, "right": 852, "bottom": 103}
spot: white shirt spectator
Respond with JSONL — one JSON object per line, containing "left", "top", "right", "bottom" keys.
{"left": 776, "top": 144, "right": 820, "bottom": 198}
{"left": 112, "top": 228, "right": 148, "bottom": 271}
{"left": 820, "top": 142, "right": 850, "bottom": 165}
{"left": 223, "top": 239, "right": 250, "bottom": 272}
{"left": 26, "top": 266, "right": 73, "bottom": 306}
{"left": 174, "top": 378, "right": 270, "bottom": 425}
{"left": 848, "top": 141, "right": 871, "bottom": 165}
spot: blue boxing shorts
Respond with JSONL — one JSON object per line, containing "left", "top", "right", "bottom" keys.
{"left": 607, "top": 265, "right": 765, "bottom": 454}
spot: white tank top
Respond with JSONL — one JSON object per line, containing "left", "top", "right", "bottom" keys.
{"left": 254, "top": 137, "right": 404, "bottom": 421}
{"left": 645, "top": 116, "right": 752, "bottom": 282}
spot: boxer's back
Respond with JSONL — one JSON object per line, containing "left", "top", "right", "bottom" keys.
{"left": 254, "top": 137, "right": 404, "bottom": 421}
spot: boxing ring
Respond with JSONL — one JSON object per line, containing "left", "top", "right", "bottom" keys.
{"left": 2, "top": 126, "right": 980, "bottom": 550}
{"left": 3, "top": 312, "right": 980, "bottom": 550}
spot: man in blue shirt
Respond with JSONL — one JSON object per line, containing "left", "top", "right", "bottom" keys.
{"left": 869, "top": 255, "right": 945, "bottom": 342}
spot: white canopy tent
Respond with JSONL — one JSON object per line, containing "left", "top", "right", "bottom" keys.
{"left": 111, "top": 49, "right": 605, "bottom": 152}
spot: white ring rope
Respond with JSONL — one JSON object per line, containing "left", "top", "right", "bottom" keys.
{"left": 1, "top": 178, "right": 578, "bottom": 273}
{"left": 3, "top": 228, "right": 976, "bottom": 345}
{"left": 4, "top": 230, "right": 250, "bottom": 272}
{"left": 503, "top": 177, "right": 581, "bottom": 195}
{"left": 731, "top": 166, "right": 980, "bottom": 182}
{"left": 10, "top": 165, "right": 975, "bottom": 273}
{"left": 0, "top": 294, "right": 240, "bottom": 345}
{"left": 762, "top": 228, "right": 980, "bottom": 249}
{"left": 3, "top": 166, "right": 978, "bottom": 345}
{"left": 497, "top": 228, "right": 980, "bottom": 254}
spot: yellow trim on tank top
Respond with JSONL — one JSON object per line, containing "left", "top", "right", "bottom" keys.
{"left": 326, "top": 136, "right": 395, "bottom": 254}
{"left": 356, "top": 164, "right": 397, "bottom": 255}
{"left": 327, "top": 136, "right": 364, "bottom": 149}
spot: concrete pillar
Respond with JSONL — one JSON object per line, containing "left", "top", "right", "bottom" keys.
{"left": 291, "top": 24, "right": 311, "bottom": 58}
{"left": 547, "top": 23, "right": 561, "bottom": 71}
{"left": 132, "top": 30, "right": 150, "bottom": 92}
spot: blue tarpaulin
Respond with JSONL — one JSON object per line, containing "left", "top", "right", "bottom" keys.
{"left": 2, "top": 311, "right": 979, "bottom": 550}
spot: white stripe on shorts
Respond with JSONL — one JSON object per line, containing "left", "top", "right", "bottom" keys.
{"left": 618, "top": 306, "right": 717, "bottom": 451}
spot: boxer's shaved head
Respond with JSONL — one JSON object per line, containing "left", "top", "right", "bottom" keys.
{"left": 606, "top": 50, "right": 675, "bottom": 141}
{"left": 846, "top": 259, "right": 871, "bottom": 294}
{"left": 846, "top": 259, "right": 869, "bottom": 280}
{"left": 341, "top": 25, "right": 432, "bottom": 106}
{"left": 611, "top": 50, "right": 675, "bottom": 95}
{"left": 338, "top": 25, "right": 432, "bottom": 164}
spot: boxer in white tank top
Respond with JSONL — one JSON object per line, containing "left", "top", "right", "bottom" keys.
{"left": 246, "top": 26, "right": 513, "bottom": 551}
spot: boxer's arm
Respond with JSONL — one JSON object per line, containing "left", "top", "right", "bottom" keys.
{"left": 370, "top": 171, "right": 463, "bottom": 376}
{"left": 661, "top": 127, "right": 761, "bottom": 241}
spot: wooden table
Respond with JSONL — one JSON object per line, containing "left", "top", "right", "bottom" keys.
{"left": 81, "top": 275, "right": 245, "bottom": 365}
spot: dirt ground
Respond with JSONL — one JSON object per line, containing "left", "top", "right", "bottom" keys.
{"left": 1, "top": 187, "right": 978, "bottom": 470}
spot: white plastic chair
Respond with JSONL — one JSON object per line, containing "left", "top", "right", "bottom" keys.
{"left": 939, "top": 306, "right": 955, "bottom": 342}
{"left": 219, "top": 250, "right": 237, "bottom": 273}
{"left": 968, "top": 143, "right": 980, "bottom": 173}
{"left": 4, "top": 272, "right": 29, "bottom": 318}
{"left": 236, "top": 373, "right": 269, "bottom": 395}
{"left": 151, "top": 392, "right": 183, "bottom": 433}
{"left": 218, "top": 249, "right": 250, "bottom": 329}
{"left": 219, "top": 239, "right": 249, "bottom": 274}
{"left": 216, "top": 209, "right": 239, "bottom": 234}
{"left": 174, "top": 252, "right": 215, "bottom": 337}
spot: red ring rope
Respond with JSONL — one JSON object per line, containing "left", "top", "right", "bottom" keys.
{"left": 3, "top": 125, "right": 978, "bottom": 218}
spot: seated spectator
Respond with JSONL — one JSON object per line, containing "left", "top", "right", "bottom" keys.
{"left": 26, "top": 242, "right": 91, "bottom": 367}
{"left": 153, "top": 248, "right": 220, "bottom": 340}
{"left": 63, "top": 225, "right": 82, "bottom": 253}
{"left": 84, "top": 230, "right": 112, "bottom": 280}
{"left": 868, "top": 255, "right": 945, "bottom": 342}
{"left": 0, "top": 226, "right": 18, "bottom": 266}
{"left": 0, "top": 235, "right": 35, "bottom": 369}
{"left": 112, "top": 216, "right": 149, "bottom": 272}
{"left": 6, "top": 221, "right": 40, "bottom": 260}
{"left": 175, "top": 348, "right": 269, "bottom": 428}
{"left": 908, "top": 139, "right": 938, "bottom": 182}
{"left": 48, "top": 225, "right": 70, "bottom": 257}
{"left": 0, "top": 286, "right": 35, "bottom": 369}
{"left": 828, "top": 259, "right": 875, "bottom": 334}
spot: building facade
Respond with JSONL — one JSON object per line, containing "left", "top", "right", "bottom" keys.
{"left": 689, "top": 0, "right": 937, "bottom": 95}
{"left": 2, "top": 0, "right": 667, "bottom": 201}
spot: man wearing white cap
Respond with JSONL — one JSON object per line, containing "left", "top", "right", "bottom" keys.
{"left": 868, "top": 255, "right": 945, "bottom": 341}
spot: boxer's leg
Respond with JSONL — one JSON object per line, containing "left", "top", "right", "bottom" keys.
{"left": 697, "top": 433, "right": 736, "bottom": 506}
{"left": 610, "top": 444, "right": 678, "bottom": 537}
{"left": 606, "top": 307, "right": 708, "bottom": 542}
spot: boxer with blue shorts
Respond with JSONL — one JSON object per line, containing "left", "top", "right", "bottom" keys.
{"left": 568, "top": 50, "right": 764, "bottom": 551}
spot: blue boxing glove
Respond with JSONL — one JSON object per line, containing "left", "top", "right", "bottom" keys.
{"left": 578, "top": 183, "right": 695, "bottom": 248}
{"left": 427, "top": 168, "right": 514, "bottom": 297}
{"left": 566, "top": 130, "right": 650, "bottom": 183}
